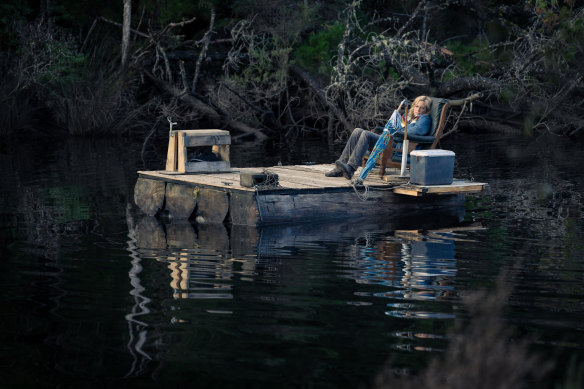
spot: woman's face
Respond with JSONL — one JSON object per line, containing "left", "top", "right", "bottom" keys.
{"left": 413, "top": 100, "right": 428, "bottom": 116}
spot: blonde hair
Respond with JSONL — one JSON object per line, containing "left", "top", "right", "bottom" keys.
{"left": 408, "top": 96, "right": 432, "bottom": 121}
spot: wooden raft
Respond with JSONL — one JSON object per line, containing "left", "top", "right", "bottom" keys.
{"left": 134, "top": 164, "right": 486, "bottom": 226}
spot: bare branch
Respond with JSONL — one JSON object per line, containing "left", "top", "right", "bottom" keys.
{"left": 290, "top": 64, "right": 353, "bottom": 133}
{"left": 396, "top": 0, "right": 428, "bottom": 37}
{"left": 143, "top": 70, "right": 268, "bottom": 141}
{"left": 121, "top": 0, "right": 131, "bottom": 69}
{"left": 98, "top": 16, "right": 149, "bottom": 38}
{"left": 192, "top": 9, "right": 215, "bottom": 92}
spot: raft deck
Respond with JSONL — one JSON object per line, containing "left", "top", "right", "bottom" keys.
{"left": 134, "top": 164, "right": 487, "bottom": 226}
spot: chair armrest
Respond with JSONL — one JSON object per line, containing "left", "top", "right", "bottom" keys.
{"left": 392, "top": 133, "right": 435, "bottom": 143}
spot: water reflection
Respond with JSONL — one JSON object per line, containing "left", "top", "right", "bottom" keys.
{"left": 128, "top": 210, "right": 477, "bottom": 368}
{"left": 125, "top": 205, "right": 152, "bottom": 377}
{"left": 132, "top": 209, "right": 469, "bottom": 311}
{"left": 344, "top": 227, "right": 484, "bottom": 322}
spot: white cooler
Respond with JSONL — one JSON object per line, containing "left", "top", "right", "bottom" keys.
{"left": 409, "top": 149, "right": 455, "bottom": 185}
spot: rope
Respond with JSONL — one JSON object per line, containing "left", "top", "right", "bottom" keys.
{"left": 351, "top": 179, "right": 371, "bottom": 201}
{"left": 350, "top": 176, "right": 404, "bottom": 201}
{"left": 252, "top": 169, "right": 281, "bottom": 223}
{"left": 253, "top": 169, "right": 281, "bottom": 190}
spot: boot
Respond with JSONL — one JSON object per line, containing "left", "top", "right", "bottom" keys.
{"left": 335, "top": 161, "right": 355, "bottom": 180}
{"left": 325, "top": 166, "right": 343, "bottom": 177}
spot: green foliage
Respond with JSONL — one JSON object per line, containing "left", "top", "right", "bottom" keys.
{"left": 231, "top": 0, "right": 322, "bottom": 45}
{"left": 500, "top": 86, "right": 517, "bottom": 104}
{"left": 230, "top": 42, "right": 292, "bottom": 95}
{"left": 547, "top": 9, "right": 584, "bottom": 70}
{"left": 445, "top": 39, "right": 501, "bottom": 76}
{"left": 292, "top": 22, "right": 344, "bottom": 75}
{"left": 47, "top": 186, "right": 91, "bottom": 223}
{"left": 13, "top": 22, "right": 87, "bottom": 86}
{"left": 0, "top": 1, "right": 31, "bottom": 50}
{"left": 40, "top": 41, "right": 87, "bottom": 84}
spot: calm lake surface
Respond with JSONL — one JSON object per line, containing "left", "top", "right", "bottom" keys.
{"left": 1, "top": 131, "right": 583, "bottom": 388}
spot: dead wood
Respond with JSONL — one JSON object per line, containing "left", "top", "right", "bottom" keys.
{"left": 448, "top": 93, "right": 483, "bottom": 107}
{"left": 192, "top": 8, "right": 215, "bottom": 92}
{"left": 121, "top": 0, "right": 131, "bottom": 69}
{"left": 143, "top": 70, "right": 268, "bottom": 141}
{"left": 437, "top": 76, "right": 501, "bottom": 98}
{"left": 289, "top": 64, "right": 353, "bottom": 133}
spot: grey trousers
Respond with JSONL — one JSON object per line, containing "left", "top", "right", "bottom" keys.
{"left": 337, "top": 128, "right": 380, "bottom": 169}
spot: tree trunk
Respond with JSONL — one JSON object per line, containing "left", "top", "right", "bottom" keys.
{"left": 437, "top": 76, "right": 500, "bottom": 97}
{"left": 122, "top": 0, "right": 132, "bottom": 69}
{"left": 40, "top": 0, "right": 53, "bottom": 30}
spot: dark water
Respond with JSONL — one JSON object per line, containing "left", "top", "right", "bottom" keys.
{"left": 0, "top": 132, "right": 583, "bottom": 388}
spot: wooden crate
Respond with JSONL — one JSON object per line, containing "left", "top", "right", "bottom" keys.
{"left": 166, "top": 129, "right": 231, "bottom": 173}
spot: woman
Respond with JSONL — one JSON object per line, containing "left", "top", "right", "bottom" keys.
{"left": 325, "top": 96, "right": 433, "bottom": 180}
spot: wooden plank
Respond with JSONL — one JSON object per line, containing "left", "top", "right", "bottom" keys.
{"left": 188, "top": 168, "right": 327, "bottom": 190}
{"left": 212, "top": 144, "right": 230, "bottom": 162}
{"left": 184, "top": 135, "right": 231, "bottom": 147}
{"left": 181, "top": 129, "right": 231, "bottom": 147}
{"left": 275, "top": 164, "right": 335, "bottom": 173}
{"left": 195, "top": 188, "right": 229, "bottom": 223}
{"left": 140, "top": 166, "right": 483, "bottom": 196}
{"left": 255, "top": 189, "right": 465, "bottom": 224}
{"left": 266, "top": 165, "right": 393, "bottom": 189}
{"left": 138, "top": 167, "right": 393, "bottom": 192}
{"left": 139, "top": 170, "right": 254, "bottom": 191}
{"left": 392, "top": 187, "right": 424, "bottom": 197}
{"left": 177, "top": 132, "right": 187, "bottom": 173}
{"left": 165, "top": 135, "right": 178, "bottom": 172}
{"left": 277, "top": 164, "right": 403, "bottom": 186}
{"left": 134, "top": 178, "right": 165, "bottom": 216}
{"left": 265, "top": 166, "right": 350, "bottom": 188}
{"left": 256, "top": 190, "right": 399, "bottom": 224}
{"left": 393, "top": 181, "right": 487, "bottom": 196}
{"left": 424, "top": 184, "right": 486, "bottom": 194}
{"left": 185, "top": 160, "right": 231, "bottom": 173}
{"left": 166, "top": 182, "right": 197, "bottom": 220}
{"left": 180, "top": 129, "right": 230, "bottom": 135}
{"left": 171, "top": 170, "right": 247, "bottom": 189}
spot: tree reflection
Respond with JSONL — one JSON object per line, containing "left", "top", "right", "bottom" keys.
{"left": 125, "top": 204, "right": 152, "bottom": 377}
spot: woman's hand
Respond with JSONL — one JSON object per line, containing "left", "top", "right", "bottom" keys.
{"left": 397, "top": 99, "right": 408, "bottom": 112}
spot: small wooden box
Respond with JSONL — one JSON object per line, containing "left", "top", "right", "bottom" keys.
{"left": 166, "top": 129, "right": 231, "bottom": 173}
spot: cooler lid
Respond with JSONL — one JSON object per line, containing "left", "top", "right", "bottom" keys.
{"left": 410, "top": 149, "right": 455, "bottom": 157}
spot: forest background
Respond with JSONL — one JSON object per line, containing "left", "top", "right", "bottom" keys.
{"left": 1, "top": 0, "right": 583, "bottom": 143}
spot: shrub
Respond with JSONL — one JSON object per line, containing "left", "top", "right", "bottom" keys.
{"left": 293, "top": 22, "right": 345, "bottom": 76}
